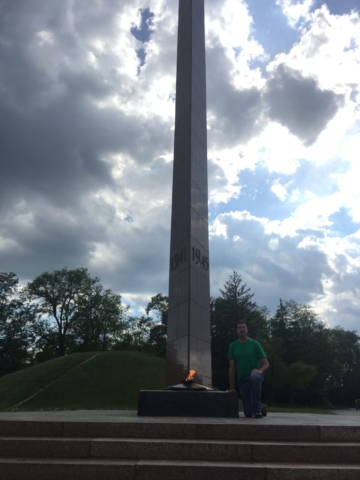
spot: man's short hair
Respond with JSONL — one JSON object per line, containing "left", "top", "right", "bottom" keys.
{"left": 237, "top": 320, "right": 247, "bottom": 326}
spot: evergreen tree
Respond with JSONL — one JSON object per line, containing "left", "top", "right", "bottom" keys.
{"left": 269, "top": 300, "right": 334, "bottom": 405}
{"left": 211, "top": 271, "right": 268, "bottom": 390}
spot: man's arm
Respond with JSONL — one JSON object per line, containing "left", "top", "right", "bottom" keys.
{"left": 228, "top": 359, "right": 236, "bottom": 392}
{"left": 251, "top": 357, "right": 270, "bottom": 375}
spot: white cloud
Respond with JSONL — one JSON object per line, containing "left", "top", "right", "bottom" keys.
{"left": 271, "top": 180, "right": 288, "bottom": 201}
{"left": 0, "top": 0, "right": 360, "bottom": 333}
{"left": 210, "top": 209, "right": 360, "bottom": 328}
{"left": 276, "top": 0, "right": 314, "bottom": 27}
{"left": 272, "top": 6, "right": 360, "bottom": 93}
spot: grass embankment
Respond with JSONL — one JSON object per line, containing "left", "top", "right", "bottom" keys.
{"left": 0, "top": 351, "right": 333, "bottom": 413}
{"left": 0, "top": 351, "right": 165, "bottom": 411}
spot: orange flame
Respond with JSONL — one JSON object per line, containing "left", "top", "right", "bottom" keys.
{"left": 185, "top": 370, "right": 196, "bottom": 381}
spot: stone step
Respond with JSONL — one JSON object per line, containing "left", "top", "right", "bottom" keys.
{"left": 1, "top": 420, "right": 359, "bottom": 442}
{"left": 0, "top": 458, "right": 360, "bottom": 480}
{"left": 0, "top": 437, "right": 360, "bottom": 464}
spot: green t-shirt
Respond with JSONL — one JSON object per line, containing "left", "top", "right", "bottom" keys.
{"left": 228, "top": 338, "right": 267, "bottom": 384}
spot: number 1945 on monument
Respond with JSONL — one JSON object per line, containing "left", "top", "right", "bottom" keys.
{"left": 170, "top": 246, "right": 209, "bottom": 271}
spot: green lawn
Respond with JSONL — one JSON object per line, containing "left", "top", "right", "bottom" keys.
{"left": 0, "top": 352, "right": 334, "bottom": 414}
{"left": 0, "top": 351, "right": 165, "bottom": 411}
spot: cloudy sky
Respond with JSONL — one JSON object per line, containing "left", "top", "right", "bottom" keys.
{"left": 0, "top": 0, "right": 359, "bottom": 331}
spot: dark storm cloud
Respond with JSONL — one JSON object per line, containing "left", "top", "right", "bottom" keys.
{"left": 1, "top": 0, "right": 359, "bottom": 334}
{"left": 206, "top": 49, "right": 344, "bottom": 150}
{"left": 0, "top": 153, "right": 173, "bottom": 291}
{"left": 93, "top": 221, "right": 171, "bottom": 295}
{"left": 206, "top": 43, "right": 264, "bottom": 147}
{"left": 0, "top": 0, "right": 174, "bottom": 293}
{"left": 0, "top": 0, "right": 171, "bottom": 212}
{"left": 0, "top": 91, "right": 170, "bottom": 210}
{"left": 0, "top": 200, "right": 104, "bottom": 278}
{"left": 265, "top": 64, "right": 344, "bottom": 145}
{"left": 210, "top": 213, "right": 333, "bottom": 313}
{"left": 86, "top": 154, "right": 173, "bottom": 293}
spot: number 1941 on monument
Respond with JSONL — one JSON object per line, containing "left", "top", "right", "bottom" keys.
{"left": 170, "top": 246, "right": 209, "bottom": 271}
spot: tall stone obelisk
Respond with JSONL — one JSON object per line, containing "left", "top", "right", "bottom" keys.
{"left": 166, "top": 0, "right": 211, "bottom": 388}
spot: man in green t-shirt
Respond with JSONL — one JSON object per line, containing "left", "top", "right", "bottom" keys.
{"left": 228, "top": 320, "right": 269, "bottom": 418}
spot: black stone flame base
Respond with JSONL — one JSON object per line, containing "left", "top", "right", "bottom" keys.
{"left": 137, "top": 389, "right": 239, "bottom": 418}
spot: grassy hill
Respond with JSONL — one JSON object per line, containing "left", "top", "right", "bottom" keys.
{"left": 0, "top": 352, "right": 333, "bottom": 414}
{"left": 0, "top": 351, "right": 165, "bottom": 411}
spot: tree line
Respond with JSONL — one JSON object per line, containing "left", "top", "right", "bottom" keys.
{"left": 1, "top": 268, "right": 359, "bottom": 407}
{"left": 210, "top": 272, "right": 360, "bottom": 407}
{"left": 0, "top": 269, "right": 167, "bottom": 374}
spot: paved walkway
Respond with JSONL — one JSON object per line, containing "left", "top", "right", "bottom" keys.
{"left": 0, "top": 410, "right": 359, "bottom": 426}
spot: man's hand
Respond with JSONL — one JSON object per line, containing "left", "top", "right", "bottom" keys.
{"left": 251, "top": 358, "right": 270, "bottom": 376}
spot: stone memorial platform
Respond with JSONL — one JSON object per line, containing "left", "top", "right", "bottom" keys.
{"left": 0, "top": 410, "right": 359, "bottom": 479}
{"left": 137, "top": 389, "right": 239, "bottom": 418}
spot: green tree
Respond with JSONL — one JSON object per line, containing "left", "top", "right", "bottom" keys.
{"left": 211, "top": 272, "right": 269, "bottom": 390}
{"left": 113, "top": 316, "right": 153, "bottom": 353}
{"left": 113, "top": 294, "right": 169, "bottom": 358}
{"left": 71, "top": 285, "right": 128, "bottom": 352}
{"left": 269, "top": 300, "right": 334, "bottom": 405}
{"left": 0, "top": 272, "right": 34, "bottom": 375}
{"left": 327, "top": 327, "right": 360, "bottom": 405}
{"left": 23, "top": 267, "right": 124, "bottom": 356}
{"left": 145, "top": 293, "right": 168, "bottom": 358}
{"left": 146, "top": 293, "right": 168, "bottom": 326}
{"left": 287, "top": 362, "right": 318, "bottom": 405}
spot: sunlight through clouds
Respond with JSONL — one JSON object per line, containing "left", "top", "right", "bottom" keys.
{"left": 0, "top": 0, "right": 359, "bottom": 330}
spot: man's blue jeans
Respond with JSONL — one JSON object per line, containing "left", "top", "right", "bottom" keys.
{"left": 239, "top": 372, "right": 262, "bottom": 418}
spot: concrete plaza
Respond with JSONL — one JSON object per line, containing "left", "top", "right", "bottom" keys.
{"left": 0, "top": 409, "right": 359, "bottom": 426}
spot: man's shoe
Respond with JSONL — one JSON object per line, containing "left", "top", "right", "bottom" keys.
{"left": 254, "top": 410, "right": 263, "bottom": 418}
{"left": 261, "top": 404, "right": 267, "bottom": 417}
